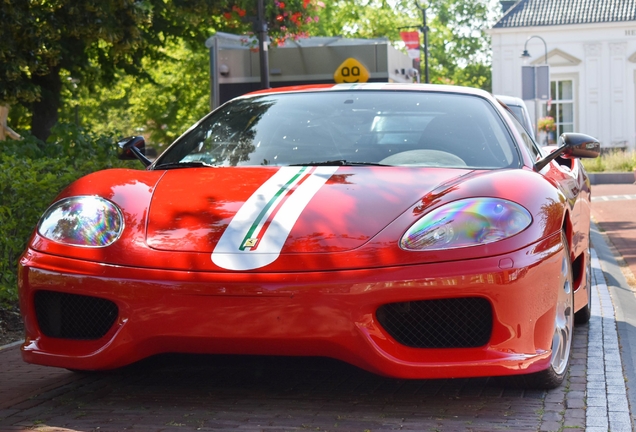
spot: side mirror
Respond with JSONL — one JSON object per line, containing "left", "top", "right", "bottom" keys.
{"left": 117, "top": 136, "right": 152, "bottom": 167}
{"left": 535, "top": 133, "right": 600, "bottom": 171}
{"left": 559, "top": 133, "right": 601, "bottom": 159}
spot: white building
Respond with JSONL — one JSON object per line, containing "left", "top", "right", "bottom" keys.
{"left": 489, "top": 0, "right": 636, "bottom": 150}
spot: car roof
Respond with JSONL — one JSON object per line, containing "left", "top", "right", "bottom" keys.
{"left": 494, "top": 94, "right": 526, "bottom": 107}
{"left": 243, "top": 83, "right": 495, "bottom": 100}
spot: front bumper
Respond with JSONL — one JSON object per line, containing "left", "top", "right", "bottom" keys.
{"left": 19, "top": 233, "right": 563, "bottom": 379}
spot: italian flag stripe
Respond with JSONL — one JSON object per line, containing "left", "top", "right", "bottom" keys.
{"left": 212, "top": 166, "right": 338, "bottom": 271}
{"left": 249, "top": 166, "right": 316, "bottom": 251}
{"left": 238, "top": 166, "right": 311, "bottom": 251}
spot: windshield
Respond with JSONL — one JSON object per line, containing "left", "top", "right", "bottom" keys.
{"left": 154, "top": 90, "right": 520, "bottom": 169}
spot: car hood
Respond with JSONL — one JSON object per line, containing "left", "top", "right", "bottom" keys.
{"left": 146, "top": 166, "right": 471, "bottom": 270}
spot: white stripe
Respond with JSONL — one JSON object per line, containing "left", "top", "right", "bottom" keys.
{"left": 212, "top": 166, "right": 338, "bottom": 270}
{"left": 213, "top": 167, "right": 304, "bottom": 254}
{"left": 257, "top": 167, "right": 337, "bottom": 256}
{"left": 246, "top": 168, "right": 309, "bottom": 243}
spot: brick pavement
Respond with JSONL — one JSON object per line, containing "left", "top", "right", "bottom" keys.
{"left": 590, "top": 182, "right": 636, "bottom": 432}
{"left": 586, "top": 250, "right": 632, "bottom": 432}
{"left": 591, "top": 183, "right": 636, "bottom": 282}
{"left": 0, "top": 341, "right": 81, "bottom": 412}
{"left": 0, "top": 345, "right": 584, "bottom": 432}
{"left": 0, "top": 308, "right": 589, "bottom": 430}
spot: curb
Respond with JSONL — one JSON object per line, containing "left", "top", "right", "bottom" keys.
{"left": 587, "top": 247, "right": 632, "bottom": 431}
{"left": 0, "top": 339, "right": 23, "bottom": 352}
{"left": 591, "top": 222, "right": 636, "bottom": 431}
{"left": 588, "top": 172, "right": 635, "bottom": 185}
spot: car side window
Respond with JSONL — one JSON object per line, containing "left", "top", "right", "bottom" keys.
{"left": 505, "top": 110, "right": 542, "bottom": 161}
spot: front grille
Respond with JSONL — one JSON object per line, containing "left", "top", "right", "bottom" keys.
{"left": 34, "top": 290, "right": 118, "bottom": 340}
{"left": 376, "top": 297, "right": 492, "bottom": 348}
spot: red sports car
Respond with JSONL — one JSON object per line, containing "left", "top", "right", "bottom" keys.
{"left": 19, "top": 84, "right": 599, "bottom": 388}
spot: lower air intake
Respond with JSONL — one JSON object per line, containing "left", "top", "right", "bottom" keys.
{"left": 34, "top": 290, "right": 118, "bottom": 340}
{"left": 376, "top": 297, "right": 492, "bottom": 348}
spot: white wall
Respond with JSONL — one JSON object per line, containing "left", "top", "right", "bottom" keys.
{"left": 489, "top": 21, "right": 636, "bottom": 150}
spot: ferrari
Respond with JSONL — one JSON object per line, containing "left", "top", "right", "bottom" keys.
{"left": 19, "top": 83, "right": 600, "bottom": 388}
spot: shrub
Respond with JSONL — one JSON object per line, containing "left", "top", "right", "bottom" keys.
{"left": 581, "top": 150, "right": 636, "bottom": 173}
{"left": 0, "top": 124, "right": 139, "bottom": 305}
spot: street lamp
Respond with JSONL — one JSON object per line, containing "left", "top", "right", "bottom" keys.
{"left": 520, "top": 35, "right": 548, "bottom": 64}
{"left": 415, "top": 1, "right": 429, "bottom": 83}
{"left": 520, "top": 35, "right": 550, "bottom": 141}
{"left": 256, "top": 0, "right": 270, "bottom": 89}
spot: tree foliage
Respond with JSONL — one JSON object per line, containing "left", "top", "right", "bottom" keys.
{"left": 309, "top": 0, "right": 417, "bottom": 40}
{"left": 2, "top": 0, "right": 494, "bottom": 146}
{"left": 0, "top": 0, "right": 318, "bottom": 141}
{"left": 307, "top": 0, "right": 494, "bottom": 90}
{"left": 65, "top": 39, "right": 211, "bottom": 147}
{"left": 0, "top": 124, "right": 138, "bottom": 304}
{"left": 428, "top": 0, "right": 492, "bottom": 89}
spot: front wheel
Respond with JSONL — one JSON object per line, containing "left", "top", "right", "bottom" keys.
{"left": 519, "top": 232, "right": 574, "bottom": 389}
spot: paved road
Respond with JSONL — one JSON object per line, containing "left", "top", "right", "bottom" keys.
{"left": 0, "top": 182, "right": 635, "bottom": 432}
{"left": 591, "top": 183, "right": 636, "bottom": 282}
{"left": 0, "top": 340, "right": 587, "bottom": 431}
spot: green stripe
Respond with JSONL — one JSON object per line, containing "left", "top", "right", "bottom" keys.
{"left": 239, "top": 166, "right": 308, "bottom": 251}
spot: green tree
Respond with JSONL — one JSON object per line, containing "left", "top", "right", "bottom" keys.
{"left": 64, "top": 39, "right": 211, "bottom": 148}
{"left": 0, "top": 0, "right": 318, "bottom": 142}
{"left": 308, "top": 0, "right": 494, "bottom": 90}
{"left": 427, "top": 0, "right": 492, "bottom": 89}
{"left": 310, "top": 0, "right": 417, "bottom": 40}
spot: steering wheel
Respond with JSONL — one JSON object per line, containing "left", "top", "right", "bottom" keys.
{"left": 379, "top": 150, "right": 467, "bottom": 167}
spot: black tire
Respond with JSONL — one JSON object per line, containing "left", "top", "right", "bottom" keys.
{"left": 514, "top": 232, "right": 575, "bottom": 389}
{"left": 574, "top": 244, "right": 592, "bottom": 324}
{"left": 66, "top": 369, "right": 100, "bottom": 375}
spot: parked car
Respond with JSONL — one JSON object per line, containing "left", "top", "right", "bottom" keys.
{"left": 19, "top": 83, "right": 599, "bottom": 388}
{"left": 496, "top": 94, "right": 535, "bottom": 140}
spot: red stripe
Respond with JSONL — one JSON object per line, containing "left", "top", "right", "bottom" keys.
{"left": 250, "top": 166, "right": 316, "bottom": 251}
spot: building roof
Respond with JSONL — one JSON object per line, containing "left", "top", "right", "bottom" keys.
{"left": 493, "top": 0, "right": 636, "bottom": 28}
{"left": 206, "top": 32, "right": 390, "bottom": 50}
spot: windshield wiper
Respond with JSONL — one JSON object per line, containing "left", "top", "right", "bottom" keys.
{"left": 153, "top": 161, "right": 214, "bottom": 170}
{"left": 289, "top": 160, "right": 389, "bottom": 166}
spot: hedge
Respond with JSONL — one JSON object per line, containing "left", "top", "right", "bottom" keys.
{"left": 0, "top": 124, "right": 139, "bottom": 305}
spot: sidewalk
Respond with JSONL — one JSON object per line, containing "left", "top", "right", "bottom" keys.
{"left": 587, "top": 247, "right": 632, "bottom": 431}
{"left": 590, "top": 182, "right": 636, "bottom": 431}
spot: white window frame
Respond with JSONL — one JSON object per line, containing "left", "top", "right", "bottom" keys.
{"left": 541, "top": 74, "right": 579, "bottom": 140}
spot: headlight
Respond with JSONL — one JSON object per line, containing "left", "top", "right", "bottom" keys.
{"left": 400, "top": 198, "right": 532, "bottom": 251}
{"left": 38, "top": 196, "right": 124, "bottom": 247}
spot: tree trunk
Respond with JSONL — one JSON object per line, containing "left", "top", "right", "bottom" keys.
{"left": 31, "top": 65, "right": 62, "bottom": 142}
{"left": 0, "top": 104, "right": 22, "bottom": 140}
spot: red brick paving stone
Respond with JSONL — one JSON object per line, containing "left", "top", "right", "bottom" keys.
{"left": 0, "top": 344, "right": 81, "bottom": 410}
{"left": 0, "top": 347, "right": 592, "bottom": 431}
{"left": 0, "top": 357, "right": 544, "bottom": 430}
{"left": 591, "top": 183, "right": 636, "bottom": 282}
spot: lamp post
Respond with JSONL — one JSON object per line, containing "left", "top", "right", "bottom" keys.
{"left": 520, "top": 35, "right": 549, "bottom": 140}
{"left": 256, "top": 0, "right": 270, "bottom": 89}
{"left": 521, "top": 35, "right": 548, "bottom": 65}
{"left": 415, "top": 1, "right": 429, "bottom": 83}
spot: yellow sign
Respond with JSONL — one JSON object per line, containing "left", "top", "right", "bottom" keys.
{"left": 334, "top": 58, "right": 370, "bottom": 84}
